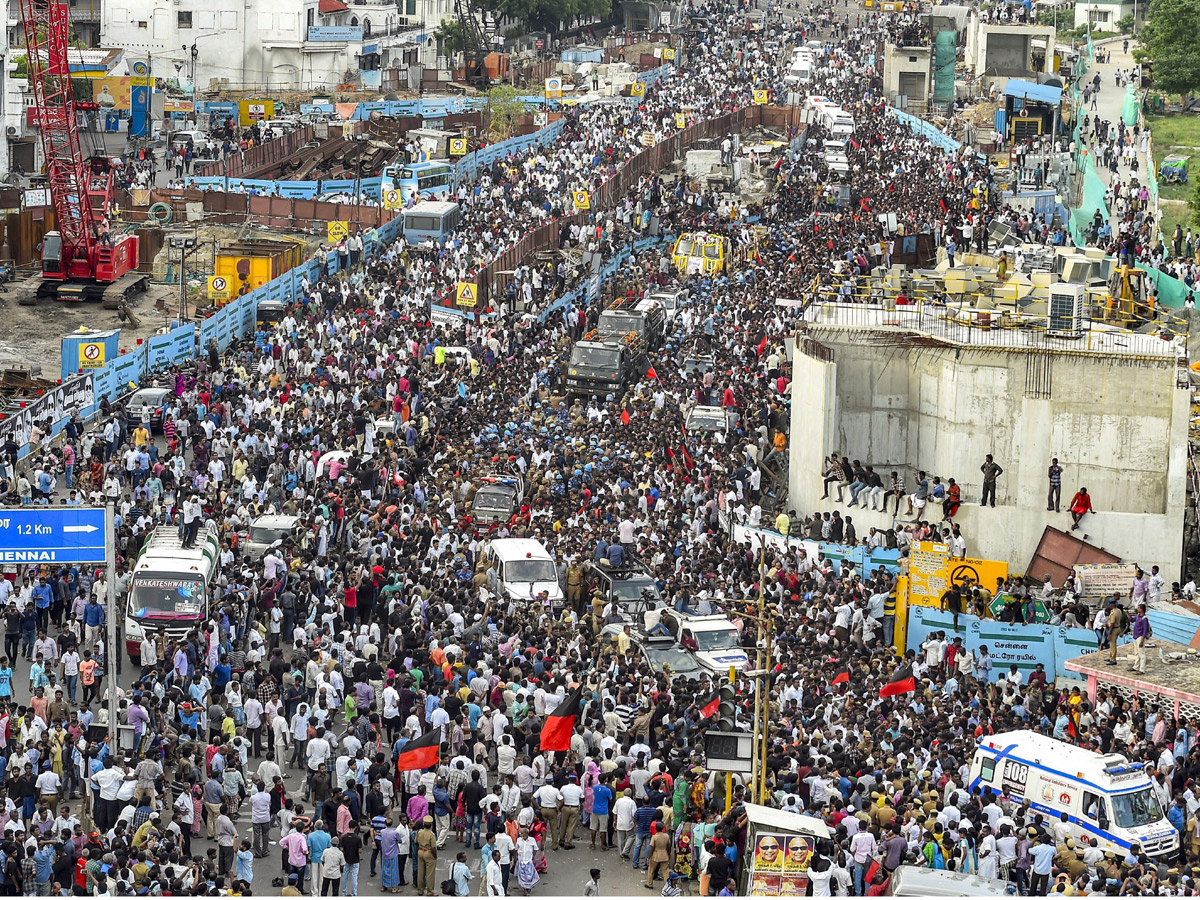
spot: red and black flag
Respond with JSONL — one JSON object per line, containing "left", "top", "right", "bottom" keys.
{"left": 395, "top": 728, "right": 441, "bottom": 772}
{"left": 880, "top": 664, "right": 916, "bottom": 698}
{"left": 700, "top": 691, "right": 721, "bottom": 719}
{"left": 831, "top": 666, "right": 851, "bottom": 686}
{"left": 540, "top": 687, "right": 584, "bottom": 752}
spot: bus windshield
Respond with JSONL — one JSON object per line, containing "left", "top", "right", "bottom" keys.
{"left": 130, "top": 576, "right": 206, "bottom": 617}
{"left": 1111, "top": 789, "right": 1164, "bottom": 829}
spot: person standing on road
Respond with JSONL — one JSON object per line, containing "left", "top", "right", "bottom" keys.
{"left": 415, "top": 815, "right": 437, "bottom": 897}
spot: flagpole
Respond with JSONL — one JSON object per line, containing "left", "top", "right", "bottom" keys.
{"left": 754, "top": 535, "right": 770, "bottom": 805}
{"left": 725, "top": 665, "right": 735, "bottom": 815}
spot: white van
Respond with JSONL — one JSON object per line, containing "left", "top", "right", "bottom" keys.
{"left": 644, "top": 610, "right": 749, "bottom": 674}
{"left": 820, "top": 106, "right": 855, "bottom": 137}
{"left": 784, "top": 60, "right": 813, "bottom": 86}
{"left": 647, "top": 288, "right": 687, "bottom": 322}
{"left": 969, "top": 731, "right": 1179, "bottom": 859}
{"left": 887, "top": 867, "right": 1012, "bottom": 896}
{"left": 481, "top": 538, "right": 564, "bottom": 608}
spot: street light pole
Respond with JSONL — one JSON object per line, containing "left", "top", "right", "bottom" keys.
{"left": 105, "top": 503, "right": 119, "bottom": 753}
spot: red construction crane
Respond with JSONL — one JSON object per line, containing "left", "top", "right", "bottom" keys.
{"left": 18, "top": 0, "right": 147, "bottom": 303}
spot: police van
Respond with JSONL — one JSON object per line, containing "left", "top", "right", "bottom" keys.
{"left": 969, "top": 731, "right": 1178, "bottom": 859}
{"left": 481, "top": 538, "right": 564, "bottom": 610}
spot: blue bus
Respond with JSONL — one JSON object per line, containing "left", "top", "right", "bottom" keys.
{"left": 402, "top": 200, "right": 462, "bottom": 244}
{"left": 381, "top": 160, "right": 455, "bottom": 204}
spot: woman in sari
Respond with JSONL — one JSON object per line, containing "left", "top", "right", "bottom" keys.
{"left": 673, "top": 825, "right": 695, "bottom": 883}
{"left": 581, "top": 759, "right": 601, "bottom": 828}
{"left": 529, "top": 815, "right": 549, "bottom": 874}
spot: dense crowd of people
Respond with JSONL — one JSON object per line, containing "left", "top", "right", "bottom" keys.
{"left": 0, "top": 0, "right": 1191, "bottom": 896}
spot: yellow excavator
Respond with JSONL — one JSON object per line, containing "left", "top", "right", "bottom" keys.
{"left": 1102, "top": 265, "right": 1152, "bottom": 329}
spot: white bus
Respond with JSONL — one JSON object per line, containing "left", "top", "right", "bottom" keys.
{"left": 124, "top": 528, "right": 221, "bottom": 663}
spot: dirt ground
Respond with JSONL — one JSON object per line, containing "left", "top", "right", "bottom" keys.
{"left": 0, "top": 281, "right": 186, "bottom": 374}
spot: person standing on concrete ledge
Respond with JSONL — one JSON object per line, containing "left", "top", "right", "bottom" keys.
{"left": 980, "top": 454, "right": 1003, "bottom": 507}
{"left": 1047, "top": 458, "right": 1063, "bottom": 512}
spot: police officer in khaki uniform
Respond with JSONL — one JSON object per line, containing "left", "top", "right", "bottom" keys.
{"left": 565, "top": 562, "right": 584, "bottom": 612}
{"left": 415, "top": 815, "right": 437, "bottom": 896}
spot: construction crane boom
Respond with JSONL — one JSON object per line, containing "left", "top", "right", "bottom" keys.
{"left": 20, "top": 0, "right": 96, "bottom": 257}
{"left": 16, "top": 0, "right": 147, "bottom": 304}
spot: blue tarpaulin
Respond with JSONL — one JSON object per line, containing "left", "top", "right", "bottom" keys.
{"left": 1004, "top": 79, "right": 1062, "bottom": 106}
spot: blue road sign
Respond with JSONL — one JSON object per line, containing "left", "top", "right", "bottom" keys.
{"left": 0, "top": 508, "right": 107, "bottom": 564}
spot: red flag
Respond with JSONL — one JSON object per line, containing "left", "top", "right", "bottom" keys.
{"left": 700, "top": 691, "right": 720, "bottom": 719}
{"left": 679, "top": 444, "right": 694, "bottom": 470}
{"left": 620, "top": 409, "right": 631, "bottom": 425}
{"left": 646, "top": 365, "right": 658, "bottom": 379}
{"left": 540, "top": 687, "right": 583, "bottom": 752}
{"left": 880, "top": 664, "right": 915, "bottom": 698}
{"left": 831, "top": 666, "right": 850, "bottom": 686}
{"left": 756, "top": 335, "right": 768, "bottom": 357}
{"left": 395, "top": 728, "right": 441, "bottom": 772}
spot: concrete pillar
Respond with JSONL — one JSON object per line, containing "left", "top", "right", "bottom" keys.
{"left": 788, "top": 349, "right": 838, "bottom": 515}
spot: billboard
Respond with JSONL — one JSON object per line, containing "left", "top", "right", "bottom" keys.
{"left": 307, "top": 26, "right": 363, "bottom": 41}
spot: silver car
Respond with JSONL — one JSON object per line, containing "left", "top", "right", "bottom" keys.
{"left": 243, "top": 514, "right": 300, "bottom": 560}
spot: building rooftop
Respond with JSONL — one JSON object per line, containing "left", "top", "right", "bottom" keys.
{"left": 799, "top": 300, "right": 1185, "bottom": 360}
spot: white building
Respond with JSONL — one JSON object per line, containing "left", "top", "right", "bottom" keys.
{"left": 99, "top": 0, "right": 452, "bottom": 91}
{"left": 1073, "top": 0, "right": 1136, "bottom": 32}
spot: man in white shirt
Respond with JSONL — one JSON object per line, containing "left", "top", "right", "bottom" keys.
{"left": 492, "top": 830, "right": 514, "bottom": 893}
{"left": 558, "top": 774, "right": 586, "bottom": 849}
{"left": 485, "top": 850, "right": 504, "bottom": 896}
{"left": 613, "top": 787, "right": 638, "bottom": 858}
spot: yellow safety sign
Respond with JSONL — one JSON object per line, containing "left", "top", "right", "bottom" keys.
{"left": 573, "top": 190, "right": 590, "bottom": 210}
{"left": 449, "top": 137, "right": 468, "bottom": 156}
{"left": 78, "top": 341, "right": 105, "bottom": 369}
{"left": 382, "top": 189, "right": 402, "bottom": 210}
{"left": 327, "top": 221, "right": 349, "bottom": 243}
{"left": 630, "top": 82, "right": 645, "bottom": 98}
{"left": 456, "top": 281, "right": 478, "bottom": 307}
{"left": 663, "top": 48, "right": 676, "bottom": 60}
{"left": 208, "top": 275, "right": 233, "bottom": 302}
{"left": 753, "top": 89, "right": 769, "bottom": 105}
{"left": 641, "top": 132, "right": 656, "bottom": 147}
{"left": 675, "top": 113, "right": 686, "bottom": 129}
{"left": 545, "top": 77, "right": 562, "bottom": 99}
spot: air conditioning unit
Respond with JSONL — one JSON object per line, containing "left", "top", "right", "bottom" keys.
{"left": 5, "top": 126, "right": 16, "bottom": 137}
{"left": 1047, "top": 283, "right": 1086, "bottom": 338}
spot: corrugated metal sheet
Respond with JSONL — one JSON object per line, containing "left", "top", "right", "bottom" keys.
{"left": 1145, "top": 609, "right": 1200, "bottom": 647}
{"left": 1004, "top": 79, "right": 1063, "bottom": 106}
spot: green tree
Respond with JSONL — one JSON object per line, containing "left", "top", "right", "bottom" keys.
{"left": 434, "top": 19, "right": 466, "bottom": 56}
{"left": 478, "top": 0, "right": 610, "bottom": 34}
{"left": 1191, "top": 176, "right": 1200, "bottom": 227}
{"left": 485, "top": 84, "right": 525, "bottom": 139}
{"left": 1139, "top": 0, "right": 1200, "bottom": 99}
{"left": 1116, "top": 13, "right": 1134, "bottom": 32}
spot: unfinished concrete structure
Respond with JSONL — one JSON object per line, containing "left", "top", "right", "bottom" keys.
{"left": 964, "top": 17, "right": 1055, "bottom": 86}
{"left": 789, "top": 304, "right": 1190, "bottom": 577}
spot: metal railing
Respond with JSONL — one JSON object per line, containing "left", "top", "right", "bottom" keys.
{"left": 801, "top": 299, "right": 1185, "bottom": 359}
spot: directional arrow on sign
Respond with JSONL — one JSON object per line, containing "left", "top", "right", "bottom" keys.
{"left": 63, "top": 525, "right": 98, "bottom": 533}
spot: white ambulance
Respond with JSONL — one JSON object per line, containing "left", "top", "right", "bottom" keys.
{"left": 969, "top": 731, "right": 1178, "bottom": 859}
